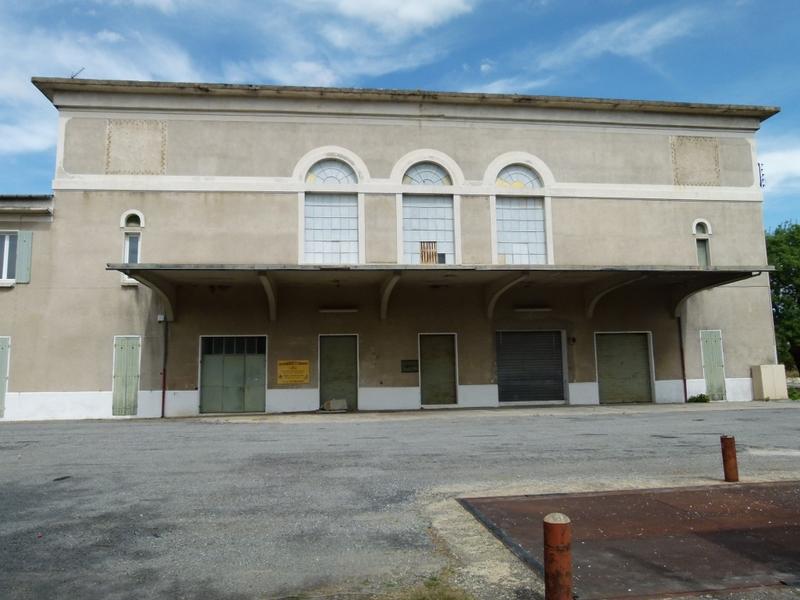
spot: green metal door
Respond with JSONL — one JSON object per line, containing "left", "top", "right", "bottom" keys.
{"left": 420, "top": 334, "right": 457, "bottom": 406}
{"left": 0, "top": 337, "right": 9, "bottom": 418}
{"left": 700, "top": 330, "right": 726, "bottom": 401}
{"left": 319, "top": 335, "right": 358, "bottom": 411}
{"left": 244, "top": 354, "right": 267, "bottom": 412}
{"left": 112, "top": 336, "right": 140, "bottom": 416}
{"left": 200, "top": 336, "right": 266, "bottom": 413}
{"left": 596, "top": 333, "right": 653, "bottom": 404}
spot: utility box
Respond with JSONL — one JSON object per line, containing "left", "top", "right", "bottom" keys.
{"left": 751, "top": 365, "right": 789, "bottom": 400}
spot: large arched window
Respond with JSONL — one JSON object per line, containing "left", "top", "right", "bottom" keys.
{"left": 304, "top": 159, "right": 359, "bottom": 264}
{"left": 495, "top": 164, "right": 546, "bottom": 265}
{"left": 402, "top": 162, "right": 454, "bottom": 264}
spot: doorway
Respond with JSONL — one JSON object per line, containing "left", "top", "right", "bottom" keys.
{"left": 596, "top": 332, "right": 653, "bottom": 404}
{"left": 200, "top": 336, "right": 266, "bottom": 413}
{"left": 419, "top": 334, "right": 458, "bottom": 406}
{"left": 700, "top": 330, "right": 726, "bottom": 401}
{"left": 319, "top": 335, "right": 359, "bottom": 411}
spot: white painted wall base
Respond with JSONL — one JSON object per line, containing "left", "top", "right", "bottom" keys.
{"left": 2, "top": 391, "right": 113, "bottom": 421}
{"left": 654, "top": 380, "right": 685, "bottom": 404}
{"left": 359, "top": 387, "right": 420, "bottom": 411}
{"left": 137, "top": 390, "right": 163, "bottom": 418}
{"left": 266, "top": 388, "right": 319, "bottom": 413}
{"left": 457, "top": 384, "right": 499, "bottom": 408}
{"left": 686, "top": 378, "right": 706, "bottom": 398}
{"left": 164, "top": 390, "right": 200, "bottom": 417}
{"left": 725, "top": 378, "right": 754, "bottom": 402}
{"left": 568, "top": 382, "right": 599, "bottom": 405}
{"left": 0, "top": 378, "right": 757, "bottom": 421}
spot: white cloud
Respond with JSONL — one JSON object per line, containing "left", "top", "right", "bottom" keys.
{"left": 96, "top": 29, "right": 125, "bottom": 43}
{"left": 0, "top": 19, "right": 203, "bottom": 155}
{"left": 296, "top": 0, "right": 475, "bottom": 38}
{"left": 760, "top": 139, "right": 800, "bottom": 194}
{"left": 536, "top": 7, "right": 706, "bottom": 72}
{"left": 479, "top": 59, "right": 494, "bottom": 75}
{"left": 93, "top": 0, "right": 187, "bottom": 13}
{"left": 463, "top": 75, "right": 554, "bottom": 94}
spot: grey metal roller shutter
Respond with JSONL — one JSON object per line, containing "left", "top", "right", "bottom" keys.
{"left": 496, "top": 331, "right": 564, "bottom": 402}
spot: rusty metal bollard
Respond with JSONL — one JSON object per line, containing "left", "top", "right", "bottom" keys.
{"left": 720, "top": 435, "right": 739, "bottom": 482}
{"left": 543, "top": 513, "right": 572, "bottom": 600}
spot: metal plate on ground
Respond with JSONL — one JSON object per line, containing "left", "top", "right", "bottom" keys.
{"left": 460, "top": 481, "right": 800, "bottom": 599}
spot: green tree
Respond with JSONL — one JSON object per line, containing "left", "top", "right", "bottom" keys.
{"left": 766, "top": 222, "right": 800, "bottom": 372}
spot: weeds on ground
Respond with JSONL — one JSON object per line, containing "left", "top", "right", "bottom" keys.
{"left": 687, "top": 394, "right": 710, "bottom": 403}
{"left": 389, "top": 576, "right": 475, "bottom": 600}
{"left": 789, "top": 387, "right": 800, "bottom": 401}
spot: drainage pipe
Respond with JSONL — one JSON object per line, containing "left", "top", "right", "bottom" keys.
{"left": 160, "top": 319, "right": 169, "bottom": 419}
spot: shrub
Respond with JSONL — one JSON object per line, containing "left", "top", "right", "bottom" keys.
{"left": 687, "top": 394, "right": 710, "bottom": 403}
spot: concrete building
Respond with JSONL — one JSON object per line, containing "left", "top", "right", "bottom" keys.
{"left": 0, "top": 77, "right": 784, "bottom": 421}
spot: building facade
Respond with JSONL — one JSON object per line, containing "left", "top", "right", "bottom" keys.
{"left": 0, "top": 77, "right": 784, "bottom": 421}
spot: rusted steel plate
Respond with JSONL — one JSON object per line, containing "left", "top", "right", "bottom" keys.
{"left": 460, "top": 481, "right": 800, "bottom": 599}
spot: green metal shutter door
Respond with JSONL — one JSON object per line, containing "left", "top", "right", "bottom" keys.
{"left": 222, "top": 354, "right": 246, "bottom": 412}
{"left": 496, "top": 331, "right": 564, "bottom": 402}
{"left": 596, "top": 333, "right": 653, "bottom": 404}
{"left": 244, "top": 354, "right": 267, "bottom": 412}
{"left": 112, "top": 337, "right": 140, "bottom": 416}
{"left": 200, "top": 354, "right": 224, "bottom": 413}
{"left": 700, "top": 330, "right": 726, "bottom": 401}
{"left": 15, "top": 231, "right": 32, "bottom": 283}
{"left": 0, "top": 337, "right": 9, "bottom": 418}
{"left": 420, "top": 335, "right": 457, "bottom": 406}
{"left": 319, "top": 335, "right": 358, "bottom": 411}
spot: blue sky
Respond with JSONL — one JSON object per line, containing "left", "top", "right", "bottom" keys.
{"left": 0, "top": 0, "right": 797, "bottom": 228}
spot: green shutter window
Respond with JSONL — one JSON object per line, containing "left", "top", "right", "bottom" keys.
{"left": 15, "top": 231, "right": 33, "bottom": 283}
{"left": 112, "top": 336, "right": 140, "bottom": 416}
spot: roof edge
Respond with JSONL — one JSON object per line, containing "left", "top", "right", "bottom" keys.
{"left": 33, "top": 77, "right": 780, "bottom": 121}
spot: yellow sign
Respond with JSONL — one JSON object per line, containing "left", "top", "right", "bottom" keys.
{"left": 277, "top": 360, "right": 310, "bottom": 385}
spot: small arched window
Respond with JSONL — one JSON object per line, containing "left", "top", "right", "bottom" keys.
{"left": 694, "top": 220, "right": 711, "bottom": 267}
{"left": 403, "top": 162, "right": 452, "bottom": 186}
{"left": 306, "top": 159, "right": 357, "bottom": 184}
{"left": 496, "top": 164, "right": 543, "bottom": 189}
{"left": 120, "top": 211, "right": 144, "bottom": 279}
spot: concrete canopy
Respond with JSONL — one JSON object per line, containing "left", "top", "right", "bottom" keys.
{"left": 107, "top": 263, "right": 770, "bottom": 323}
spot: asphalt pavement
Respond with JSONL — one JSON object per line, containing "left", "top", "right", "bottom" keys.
{"left": 1, "top": 402, "right": 799, "bottom": 599}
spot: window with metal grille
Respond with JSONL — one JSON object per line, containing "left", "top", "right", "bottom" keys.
{"left": 304, "top": 193, "right": 359, "bottom": 264}
{"left": 402, "top": 196, "right": 454, "bottom": 264}
{"left": 496, "top": 197, "right": 546, "bottom": 265}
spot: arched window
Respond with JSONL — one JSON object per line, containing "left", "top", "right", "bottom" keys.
{"left": 402, "top": 162, "right": 454, "bottom": 264}
{"left": 306, "top": 159, "right": 358, "bottom": 184}
{"left": 495, "top": 165, "right": 547, "bottom": 265}
{"left": 694, "top": 220, "right": 712, "bottom": 267}
{"left": 304, "top": 159, "right": 359, "bottom": 264}
{"left": 403, "top": 162, "right": 452, "bottom": 186}
{"left": 496, "top": 164, "right": 543, "bottom": 189}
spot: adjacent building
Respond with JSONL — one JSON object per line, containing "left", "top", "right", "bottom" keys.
{"left": 0, "top": 77, "right": 784, "bottom": 420}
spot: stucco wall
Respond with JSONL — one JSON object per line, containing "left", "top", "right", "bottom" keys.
{"left": 62, "top": 116, "right": 754, "bottom": 187}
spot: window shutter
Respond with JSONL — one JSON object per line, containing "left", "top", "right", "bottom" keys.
{"left": 15, "top": 231, "right": 32, "bottom": 283}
